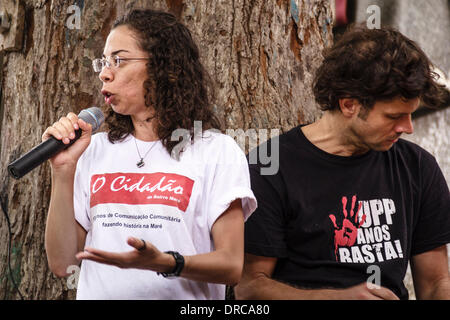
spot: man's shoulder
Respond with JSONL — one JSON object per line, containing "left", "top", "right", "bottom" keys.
{"left": 255, "top": 125, "right": 304, "bottom": 149}
{"left": 390, "top": 138, "right": 436, "bottom": 163}
{"left": 384, "top": 138, "right": 443, "bottom": 180}
{"left": 247, "top": 125, "right": 304, "bottom": 159}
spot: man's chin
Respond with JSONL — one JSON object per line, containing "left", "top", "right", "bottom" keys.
{"left": 371, "top": 140, "right": 398, "bottom": 152}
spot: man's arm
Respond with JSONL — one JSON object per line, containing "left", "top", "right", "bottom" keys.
{"left": 234, "top": 253, "right": 399, "bottom": 300}
{"left": 234, "top": 254, "right": 318, "bottom": 299}
{"left": 411, "top": 245, "right": 450, "bottom": 299}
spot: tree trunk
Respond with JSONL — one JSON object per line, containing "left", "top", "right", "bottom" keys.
{"left": 0, "top": 0, "right": 332, "bottom": 299}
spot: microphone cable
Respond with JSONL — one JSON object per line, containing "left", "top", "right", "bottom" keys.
{"left": 0, "top": 194, "right": 24, "bottom": 300}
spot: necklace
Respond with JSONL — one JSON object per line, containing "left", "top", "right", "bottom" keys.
{"left": 134, "top": 137, "right": 157, "bottom": 168}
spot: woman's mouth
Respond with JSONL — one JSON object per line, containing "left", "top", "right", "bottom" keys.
{"left": 102, "top": 91, "right": 115, "bottom": 104}
{"left": 105, "top": 94, "right": 114, "bottom": 104}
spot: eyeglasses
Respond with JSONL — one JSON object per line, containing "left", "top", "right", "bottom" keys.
{"left": 92, "top": 55, "right": 149, "bottom": 73}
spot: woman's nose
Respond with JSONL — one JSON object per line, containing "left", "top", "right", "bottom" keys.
{"left": 99, "top": 66, "right": 114, "bottom": 83}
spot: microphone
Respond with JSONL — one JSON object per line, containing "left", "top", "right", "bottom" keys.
{"left": 7, "top": 107, "right": 105, "bottom": 179}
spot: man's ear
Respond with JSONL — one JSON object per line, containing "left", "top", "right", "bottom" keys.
{"left": 338, "top": 98, "right": 361, "bottom": 118}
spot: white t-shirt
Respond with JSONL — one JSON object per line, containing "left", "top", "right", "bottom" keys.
{"left": 73, "top": 130, "right": 257, "bottom": 300}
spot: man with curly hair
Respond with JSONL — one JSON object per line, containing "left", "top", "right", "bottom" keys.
{"left": 235, "top": 25, "right": 450, "bottom": 300}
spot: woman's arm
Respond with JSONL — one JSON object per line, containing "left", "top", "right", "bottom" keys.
{"left": 75, "top": 199, "right": 245, "bottom": 285}
{"left": 44, "top": 113, "right": 91, "bottom": 277}
{"left": 45, "top": 167, "right": 87, "bottom": 277}
{"left": 181, "top": 199, "right": 244, "bottom": 285}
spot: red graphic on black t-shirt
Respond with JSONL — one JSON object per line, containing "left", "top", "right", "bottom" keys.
{"left": 329, "top": 195, "right": 366, "bottom": 261}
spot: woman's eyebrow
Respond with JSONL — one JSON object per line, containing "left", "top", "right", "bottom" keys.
{"left": 102, "top": 49, "right": 130, "bottom": 58}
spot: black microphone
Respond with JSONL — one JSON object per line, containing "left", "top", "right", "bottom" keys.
{"left": 8, "top": 107, "right": 105, "bottom": 179}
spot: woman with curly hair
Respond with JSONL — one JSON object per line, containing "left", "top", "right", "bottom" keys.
{"left": 43, "top": 9, "right": 256, "bottom": 299}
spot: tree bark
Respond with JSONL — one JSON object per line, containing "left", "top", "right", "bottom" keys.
{"left": 0, "top": 0, "right": 332, "bottom": 299}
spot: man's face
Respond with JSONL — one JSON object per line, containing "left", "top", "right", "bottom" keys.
{"left": 350, "top": 97, "right": 420, "bottom": 151}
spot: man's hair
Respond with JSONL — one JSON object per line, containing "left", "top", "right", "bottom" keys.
{"left": 105, "top": 9, "right": 221, "bottom": 154}
{"left": 313, "top": 24, "right": 445, "bottom": 111}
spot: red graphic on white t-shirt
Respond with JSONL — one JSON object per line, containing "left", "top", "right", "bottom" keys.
{"left": 90, "top": 172, "right": 194, "bottom": 212}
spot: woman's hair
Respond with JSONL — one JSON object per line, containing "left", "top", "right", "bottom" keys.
{"left": 105, "top": 9, "right": 221, "bottom": 154}
{"left": 313, "top": 24, "right": 445, "bottom": 112}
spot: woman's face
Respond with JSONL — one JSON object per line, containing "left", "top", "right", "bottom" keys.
{"left": 99, "top": 26, "right": 151, "bottom": 119}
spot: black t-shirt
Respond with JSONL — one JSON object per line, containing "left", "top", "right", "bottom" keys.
{"left": 245, "top": 125, "right": 450, "bottom": 300}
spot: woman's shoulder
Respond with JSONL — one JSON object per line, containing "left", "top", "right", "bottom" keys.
{"left": 89, "top": 131, "right": 111, "bottom": 147}
{"left": 182, "top": 130, "right": 245, "bottom": 167}
{"left": 195, "top": 130, "right": 243, "bottom": 153}
{"left": 81, "top": 131, "right": 117, "bottom": 158}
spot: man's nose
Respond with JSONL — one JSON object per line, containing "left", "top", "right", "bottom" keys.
{"left": 396, "top": 115, "right": 414, "bottom": 135}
